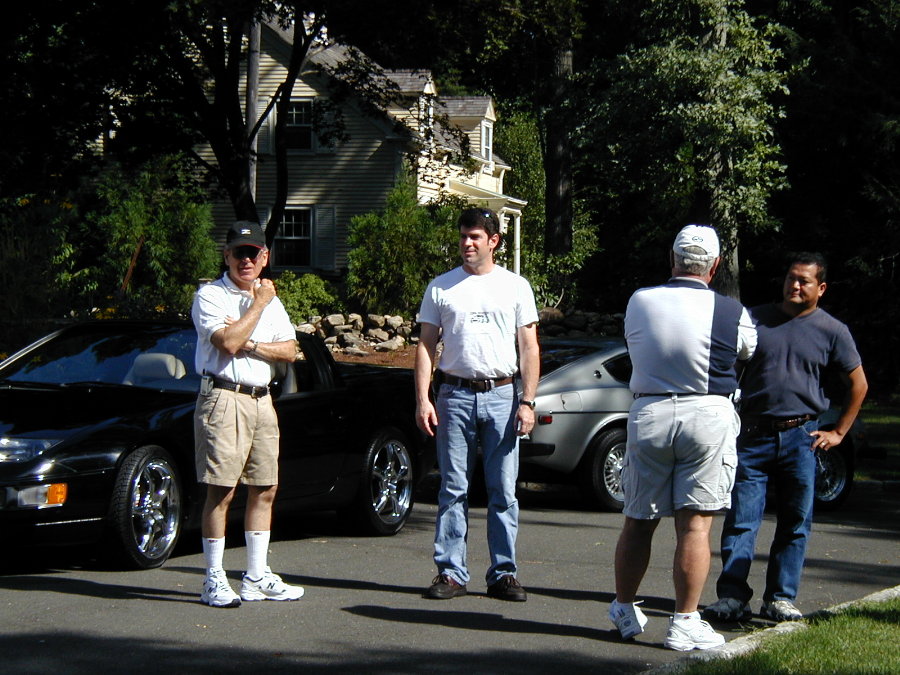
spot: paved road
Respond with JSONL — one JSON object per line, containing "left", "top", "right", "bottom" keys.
{"left": 1, "top": 482, "right": 897, "bottom": 674}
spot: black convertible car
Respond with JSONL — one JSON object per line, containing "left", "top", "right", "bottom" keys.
{"left": 0, "top": 321, "right": 430, "bottom": 569}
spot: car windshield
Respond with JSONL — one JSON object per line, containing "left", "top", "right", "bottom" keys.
{"left": 0, "top": 324, "right": 201, "bottom": 391}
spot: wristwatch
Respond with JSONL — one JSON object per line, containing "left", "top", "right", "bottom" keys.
{"left": 520, "top": 399, "right": 536, "bottom": 409}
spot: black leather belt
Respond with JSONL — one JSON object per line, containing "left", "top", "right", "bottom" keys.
{"left": 437, "top": 371, "right": 514, "bottom": 393}
{"left": 745, "top": 414, "right": 814, "bottom": 431}
{"left": 212, "top": 377, "right": 269, "bottom": 398}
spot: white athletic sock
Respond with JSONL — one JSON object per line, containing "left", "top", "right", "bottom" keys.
{"left": 245, "top": 530, "right": 270, "bottom": 580}
{"left": 202, "top": 537, "right": 225, "bottom": 574}
{"left": 674, "top": 611, "right": 701, "bottom": 622}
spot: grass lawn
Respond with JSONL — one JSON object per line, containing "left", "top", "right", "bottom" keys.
{"left": 857, "top": 403, "right": 900, "bottom": 482}
{"left": 681, "top": 597, "right": 900, "bottom": 674}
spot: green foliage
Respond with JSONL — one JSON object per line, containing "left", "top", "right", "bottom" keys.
{"left": 495, "top": 106, "right": 598, "bottom": 308}
{"left": 573, "top": 0, "right": 791, "bottom": 303}
{"left": 346, "top": 174, "right": 461, "bottom": 315}
{"left": 0, "top": 195, "right": 79, "bottom": 322}
{"left": 69, "top": 155, "right": 219, "bottom": 318}
{"left": 274, "top": 270, "right": 341, "bottom": 324}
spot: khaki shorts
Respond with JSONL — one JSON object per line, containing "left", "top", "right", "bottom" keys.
{"left": 194, "top": 387, "right": 280, "bottom": 487}
{"left": 622, "top": 394, "right": 739, "bottom": 519}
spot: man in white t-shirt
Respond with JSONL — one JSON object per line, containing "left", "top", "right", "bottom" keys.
{"left": 415, "top": 207, "right": 540, "bottom": 602}
{"left": 191, "top": 220, "right": 304, "bottom": 608}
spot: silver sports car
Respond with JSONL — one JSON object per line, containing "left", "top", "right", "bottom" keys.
{"left": 518, "top": 337, "right": 864, "bottom": 512}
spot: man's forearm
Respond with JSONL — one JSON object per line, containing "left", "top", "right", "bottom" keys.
{"left": 245, "top": 339, "right": 298, "bottom": 363}
{"left": 833, "top": 366, "right": 868, "bottom": 437}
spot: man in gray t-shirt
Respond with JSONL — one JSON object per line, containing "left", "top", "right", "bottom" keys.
{"left": 706, "top": 252, "right": 868, "bottom": 624}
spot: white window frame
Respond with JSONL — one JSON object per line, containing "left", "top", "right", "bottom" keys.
{"left": 480, "top": 120, "right": 494, "bottom": 173}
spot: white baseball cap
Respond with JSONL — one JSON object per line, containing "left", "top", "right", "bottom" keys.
{"left": 672, "top": 225, "right": 720, "bottom": 261}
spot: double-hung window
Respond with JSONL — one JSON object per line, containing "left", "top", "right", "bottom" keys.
{"left": 269, "top": 206, "right": 336, "bottom": 271}
{"left": 285, "top": 100, "right": 314, "bottom": 151}
{"left": 273, "top": 208, "right": 312, "bottom": 267}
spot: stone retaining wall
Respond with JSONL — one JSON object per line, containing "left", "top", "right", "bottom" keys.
{"left": 298, "top": 308, "right": 625, "bottom": 356}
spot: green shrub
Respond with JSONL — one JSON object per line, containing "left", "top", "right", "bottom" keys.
{"left": 275, "top": 270, "right": 341, "bottom": 324}
{"left": 346, "top": 174, "right": 462, "bottom": 315}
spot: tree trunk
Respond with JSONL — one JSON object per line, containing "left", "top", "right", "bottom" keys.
{"left": 544, "top": 40, "right": 573, "bottom": 256}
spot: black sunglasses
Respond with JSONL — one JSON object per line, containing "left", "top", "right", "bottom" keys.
{"left": 231, "top": 245, "right": 263, "bottom": 261}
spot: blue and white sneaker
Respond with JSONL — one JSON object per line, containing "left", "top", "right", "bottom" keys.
{"left": 240, "top": 567, "right": 305, "bottom": 601}
{"left": 201, "top": 569, "right": 241, "bottom": 608}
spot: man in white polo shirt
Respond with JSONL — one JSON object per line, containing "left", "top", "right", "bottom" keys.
{"left": 191, "top": 220, "right": 304, "bottom": 608}
{"left": 609, "top": 225, "right": 756, "bottom": 650}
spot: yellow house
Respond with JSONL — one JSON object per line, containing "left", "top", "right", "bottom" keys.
{"left": 208, "top": 23, "right": 527, "bottom": 276}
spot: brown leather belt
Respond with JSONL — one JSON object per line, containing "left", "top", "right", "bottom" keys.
{"left": 746, "top": 414, "right": 814, "bottom": 431}
{"left": 438, "top": 371, "right": 514, "bottom": 393}
{"left": 212, "top": 377, "right": 269, "bottom": 398}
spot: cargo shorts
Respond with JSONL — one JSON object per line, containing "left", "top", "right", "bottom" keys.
{"left": 194, "top": 386, "right": 280, "bottom": 487}
{"left": 622, "top": 394, "right": 739, "bottom": 519}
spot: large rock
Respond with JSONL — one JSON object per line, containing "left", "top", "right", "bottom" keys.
{"left": 539, "top": 306, "right": 565, "bottom": 325}
{"left": 375, "top": 336, "right": 405, "bottom": 352}
{"left": 339, "top": 333, "right": 367, "bottom": 348}
{"left": 366, "top": 327, "right": 391, "bottom": 342}
{"left": 323, "top": 314, "right": 346, "bottom": 329}
{"left": 348, "top": 313, "right": 364, "bottom": 331}
{"left": 563, "top": 310, "right": 589, "bottom": 330}
{"left": 367, "top": 314, "right": 386, "bottom": 328}
{"left": 385, "top": 315, "right": 405, "bottom": 330}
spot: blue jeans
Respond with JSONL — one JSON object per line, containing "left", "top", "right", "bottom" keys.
{"left": 434, "top": 382, "right": 520, "bottom": 586}
{"left": 717, "top": 418, "right": 818, "bottom": 604}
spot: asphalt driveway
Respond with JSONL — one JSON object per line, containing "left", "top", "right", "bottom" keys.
{"left": 1, "top": 481, "right": 897, "bottom": 674}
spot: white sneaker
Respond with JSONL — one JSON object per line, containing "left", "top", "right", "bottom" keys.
{"left": 664, "top": 615, "right": 726, "bottom": 651}
{"left": 609, "top": 599, "right": 649, "bottom": 639}
{"left": 201, "top": 569, "right": 241, "bottom": 608}
{"left": 704, "top": 597, "right": 752, "bottom": 622}
{"left": 240, "top": 567, "right": 305, "bottom": 601}
{"left": 762, "top": 600, "right": 803, "bottom": 622}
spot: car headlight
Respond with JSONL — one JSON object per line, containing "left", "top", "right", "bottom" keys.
{"left": 0, "top": 438, "right": 61, "bottom": 462}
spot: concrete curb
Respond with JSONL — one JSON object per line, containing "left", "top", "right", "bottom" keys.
{"left": 642, "top": 584, "right": 900, "bottom": 674}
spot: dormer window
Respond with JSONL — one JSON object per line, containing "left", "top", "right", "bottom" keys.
{"left": 480, "top": 120, "right": 494, "bottom": 172}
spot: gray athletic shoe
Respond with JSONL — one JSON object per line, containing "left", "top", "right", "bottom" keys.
{"left": 704, "top": 597, "right": 752, "bottom": 622}
{"left": 762, "top": 600, "right": 803, "bottom": 622}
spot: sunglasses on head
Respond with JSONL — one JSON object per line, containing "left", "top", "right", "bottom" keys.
{"left": 231, "top": 245, "right": 263, "bottom": 261}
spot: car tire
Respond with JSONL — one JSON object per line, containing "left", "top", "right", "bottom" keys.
{"left": 349, "top": 427, "right": 415, "bottom": 536}
{"left": 578, "top": 428, "right": 626, "bottom": 512}
{"left": 106, "top": 445, "right": 183, "bottom": 569}
{"left": 814, "top": 445, "right": 854, "bottom": 510}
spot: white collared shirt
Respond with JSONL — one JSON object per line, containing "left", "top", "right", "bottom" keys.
{"left": 191, "top": 273, "right": 295, "bottom": 387}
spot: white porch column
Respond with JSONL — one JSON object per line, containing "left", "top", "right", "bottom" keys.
{"left": 513, "top": 212, "right": 522, "bottom": 275}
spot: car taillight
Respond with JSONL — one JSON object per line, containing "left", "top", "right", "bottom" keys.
{"left": 538, "top": 414, "right": 553, "bottom": 425}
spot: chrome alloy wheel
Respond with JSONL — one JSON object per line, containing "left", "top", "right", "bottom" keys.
{"left": 129, "top": 456, "right": 181, "bottom": 561}
{"left": 368, "top": 437, "right": 413, "bottom": 527}
{"left": 603, "top": 440, "right": 626, "bottom": 504}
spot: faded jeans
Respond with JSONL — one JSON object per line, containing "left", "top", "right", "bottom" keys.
{"left": 433, "top": 382, "right": 520, "bottom": 586}
{"left": 717, "top": 418, "right": 818, "bottom": 604}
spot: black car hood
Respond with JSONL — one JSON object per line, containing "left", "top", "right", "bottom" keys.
{"left": 0, "top": 385, "right": 195, "bottom": 438}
